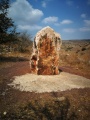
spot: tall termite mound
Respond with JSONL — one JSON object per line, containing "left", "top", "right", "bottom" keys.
{"left": 30, "top": 26, "right": 62, "bottom": 75}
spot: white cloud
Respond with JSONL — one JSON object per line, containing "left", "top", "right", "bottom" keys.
{"left": 18, "top": 25, "right": 42, "bottom": 31}
{"left": 61, "top": 20, "right": 73, "bottom": 24}
{"left": 79, "top": 27, "right": 90, "bottom": 32}
{"left": 79, "top": 20, "right": 90, "bottom": 32}
{"left": 84, "top": 20, "right": 90, "bottom": 26}
{"left": 87, "top": 0, "right": 90, "bottom": 5}
{"left": 66, "top": 0, "right": 73, "bottom": 6}
{"left": 8, "top": 0, "right": 43, "bottom": 31}
{"left": 54, "top": 19, "right": 73, "bottom": 26}
{"left": 54, "top": 23, "right": 60, "bottom": 26}
{"left": 41, "top": 0, "right": 52, "bottom": 8}
{"left": 42, "top": 1, "right": 47, "bottom": 7}
{"left": 42, "top": 16, "right": 58, "bottom": 24}
{"left": 63, "top": 28, "right": 76, "bottom": 33}
{"left": 81, "top": 14, "right": 86, "bottom": 18}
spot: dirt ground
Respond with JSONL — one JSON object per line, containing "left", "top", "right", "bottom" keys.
{"left": 0, "top": 40, "right": 90, "bottom": 119}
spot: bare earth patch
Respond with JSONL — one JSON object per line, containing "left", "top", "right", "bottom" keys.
{"left": 9, "top": 72, "right": 90, "bottom": 93}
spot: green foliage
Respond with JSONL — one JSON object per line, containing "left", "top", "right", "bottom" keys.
{"left": 0, "top": 0, "right": 32, "bottom": 53}
{"left": 0, "top": 0, "right": 17, "bottom": 43}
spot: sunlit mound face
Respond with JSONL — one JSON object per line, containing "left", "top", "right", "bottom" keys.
{"left": 30, "top": 26, "right": 62, "bottom": 75}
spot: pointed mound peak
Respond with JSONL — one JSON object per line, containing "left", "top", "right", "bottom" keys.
{"left": 35, "top": 26, "right": 61, "bottom": 46}
{"left": 40, "top": 26, "right": 54, "bottom": 32}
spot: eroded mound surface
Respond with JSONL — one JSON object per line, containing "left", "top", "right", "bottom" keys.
{"left": 9, "top": 72, "right": 90, "bottom": 93}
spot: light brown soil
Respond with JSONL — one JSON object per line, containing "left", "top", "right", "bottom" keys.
{"left": 9, "top": 72, "right": 90, "bottom": 93}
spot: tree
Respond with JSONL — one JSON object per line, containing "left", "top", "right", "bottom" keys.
{"left": 0, "top": 0, "right": 17, "bottom": 43}
{"left": 17, "top": 31, "right": 33, "bottom": 52}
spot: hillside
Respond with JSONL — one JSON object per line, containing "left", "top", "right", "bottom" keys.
{"left": 0, "top": 40, "right": 90, "bottom": 119}
{"left": 59, "top": 40, "right": 90, "bottom": 78}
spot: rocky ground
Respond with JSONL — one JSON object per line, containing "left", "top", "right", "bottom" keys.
{"left": 0, "top": 40, "right": 90, "bottom": 120}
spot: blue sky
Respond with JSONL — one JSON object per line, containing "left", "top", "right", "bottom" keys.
{"left": 9, "top": 0, "right": 90, "bottom": 40}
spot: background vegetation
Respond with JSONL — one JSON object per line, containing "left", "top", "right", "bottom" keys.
{"left": 0, "top": 0, "right": 32, "bottom": 56}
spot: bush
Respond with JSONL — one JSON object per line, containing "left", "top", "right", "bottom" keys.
{"left": 17, "top": 31, "right": 33, "bottom": 53}
{"left": 81, "top": 47, "right": 86, "bottom": 51}
{"left": 65, "top": 47, "right": 73, "bottom": 51}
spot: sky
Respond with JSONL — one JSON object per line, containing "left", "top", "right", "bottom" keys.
{"left": 9, "top": 0, "right": 90, "bottom": 40}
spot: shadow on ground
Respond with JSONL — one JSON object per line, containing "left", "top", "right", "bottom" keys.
{"left": 0, "top": 56, "right": 29, "bottom": 62}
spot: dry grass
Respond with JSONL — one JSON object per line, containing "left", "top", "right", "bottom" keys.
{"left": 0, "top": 40, "right": 90, "bottom": 120}
{"left": 59, "top": 40, "right": 90, "bottom": 78}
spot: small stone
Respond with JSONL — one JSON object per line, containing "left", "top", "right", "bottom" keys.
{"left": 2, "top": 92, "right": 5, "bottom": 96}
{"left": 56, "top": 97, "right": 66, "bottom": 102}
{"left": 76, "top": 68, "right": 78, "bottom": 70}
{"left": 66, "top": 54, "right": 69, "bottom": 56}
{"left": 3, "top": 111, "right": 7, "bottom": 115}
{"left": 78, "top": 109, "right": 81, "bottom": 112}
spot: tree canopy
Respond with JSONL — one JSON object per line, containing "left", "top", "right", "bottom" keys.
{"left": 0, "top": 0, "right": 17, "bottom": 43}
